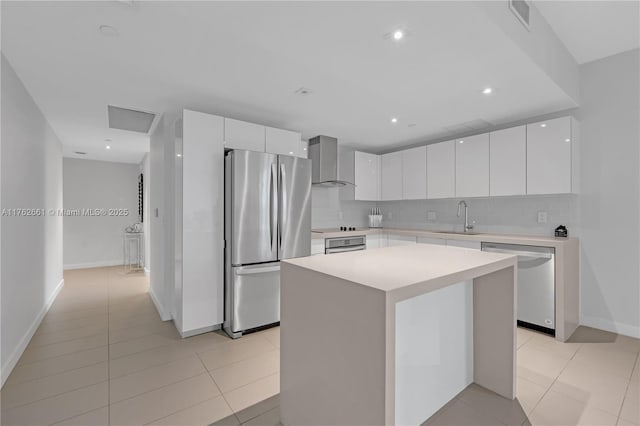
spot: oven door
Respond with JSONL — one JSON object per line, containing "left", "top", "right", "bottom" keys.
{"left": 325, "top": 244, "right": 366, "bottom": 254}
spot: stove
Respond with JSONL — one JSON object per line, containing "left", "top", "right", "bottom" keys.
{"left": 312, "top": 227, "right": 365, "bottom": 233}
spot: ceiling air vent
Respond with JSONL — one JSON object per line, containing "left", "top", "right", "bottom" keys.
{"left": 108, "top": 105, "right": 157, "bottom": 134}
{"left": 509, "top": 0, "right": 530, "bottom": 30}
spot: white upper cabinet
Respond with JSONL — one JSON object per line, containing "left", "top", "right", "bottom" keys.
{"left": 490, "top": 126, "right": 526, "bottom": 196}
{"left": 527, "top": 117, "right": 574, "bottom": 194}
{"left": 427, "top": 140, "right": 456, "bottom": 199}
{"left": 265, "top": 126, "right": 303, "bottom": 157}
{"left": 402, "top": 146, "right": 427, "bottom": 200}
{"left": 381, "top": 151, "right": 403, "bottom": 201}
{"left": 354, "top": 151, "right": 380, "bottom": 201}
{"left": 224, "top": 118, "right": 265, "bottom": 152}
{"left": 455, "top": 133, "right": 489, "bottom": 198}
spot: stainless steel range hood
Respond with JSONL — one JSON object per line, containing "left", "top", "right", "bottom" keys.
{"left": 308, "top": 135, "right": 354, "bottom": 187}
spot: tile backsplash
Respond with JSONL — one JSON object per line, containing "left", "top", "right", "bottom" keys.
{"left": 379, "top": 195, "right": 580, "bottom": 237}
{"left": 312, "top": 188, "right": 580, "bottom": 237}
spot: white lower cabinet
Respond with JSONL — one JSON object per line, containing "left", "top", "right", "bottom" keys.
{"left": 446, "top": 239, "right": 481, "bottom": 250}
{"left": 417, "top": 237, "right": 446, "bottom": 246}
{"left": 387, "top": 234, "right": 417, "bottom": 247}
{"left": 311, "top": 239, "right": 325, "bottom": 255}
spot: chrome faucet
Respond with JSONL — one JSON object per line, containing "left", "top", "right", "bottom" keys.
{"left": 457, "top": 200, "right": 474, "bottom": 233}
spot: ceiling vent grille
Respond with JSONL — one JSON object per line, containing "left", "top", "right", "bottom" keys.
{"left": 510, "top": 0, "right": 530, "bottom": 30}
{"left": 108, "top": 105, "right": 156, "bottom": 134}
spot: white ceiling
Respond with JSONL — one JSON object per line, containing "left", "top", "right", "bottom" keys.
{"left": 535, "top": 0, "right": 640, "bottom": 64}
{"left": 2, "top": 1, "right": 583, "bottom": 163}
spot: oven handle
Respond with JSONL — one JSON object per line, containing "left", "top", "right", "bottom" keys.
{"left": 325, "top": 245, "right": 366, "bottom": 254}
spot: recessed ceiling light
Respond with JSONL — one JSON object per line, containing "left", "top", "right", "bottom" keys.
{"left": 393, "top": 30, "right": 404, "bottom": 40}
{"left": 391, "top": 117, "right": 398, "bottom": 124}
{"left": 176, "top": 154, "right": 182, "bottom": 157}
{"left": 294, "top": 87, "right": 313, "bottom": 96}
{"left": 106, "top": 145, "right": 111, "bottom": 150}
{"left": 482, "top": 87, "right": 493, "bottom": 95}
{"left": 289, "top": 151, "right": 293, "bottom": 155}
{"left": 565, "top": 138, "right": 570, "bottom": 142}
{"left": 459, "top": 140, "right": 464, "bottom": 144}
{"left": 99, "top": 25, "right": 119, "bottom": 37}
{"left": 540, "top": 123, "right": 547, "bottom": 128}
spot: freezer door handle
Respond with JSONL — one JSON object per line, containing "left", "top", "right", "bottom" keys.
{"left": 235, "top": 265, "right": 281, "bottom": 276}
{"left": 279, "top": 163, "right": 287, "bottom": 249}
{"left": 270, "top": 163, "right": 277, "bottom": 252}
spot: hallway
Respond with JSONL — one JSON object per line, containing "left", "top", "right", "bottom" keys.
{"left": 1, "top": 267, "right": 280, "bottom": 425}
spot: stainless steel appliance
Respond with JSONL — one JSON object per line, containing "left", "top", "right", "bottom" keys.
{"left": 308, "top": 135, "right": 354, "bottom": 187}
{"left": 481, "top": 242, "right": 556, "bottom": 335}
{"left": 325, "top": 236, "right": 366, "bottom": 254}
{"left": 224, "top": 150, "right": 311, "bottom": 338}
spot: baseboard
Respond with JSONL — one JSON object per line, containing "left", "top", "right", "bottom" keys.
{"left": 63, "top": 260, "right": 122, "bottom": 270}
{"left": 149, "top": 286, "right": 171, "bottom": 321}
{"left": 178, "top": 324, "right": 221, "bottom": 339}
{"left": 1, "top": 278, "right": 65, "bottom": 387}
{"left": 581, "top": 315, "right": 640, "bottom": 339}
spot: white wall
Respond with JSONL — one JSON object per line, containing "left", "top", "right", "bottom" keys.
{"left": 141, "top": 153, "right": 150, "bottom": 272}
{"left": 1, "top": 54, "right": 64, "bottom": 385}
{"left": 578, "top": 49, "right": 639, "bottom": 337}
{"left": 62, "top": 158, "right": 140, "bottom": 269}
{"left": 148, "top": 114, "right": 172, "bottom": 321}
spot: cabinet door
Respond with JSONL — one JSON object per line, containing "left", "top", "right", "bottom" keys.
{"left": 417, "top": 237, "right": 446, "bottom": 246}
{"left": 446, "top": 239, "right": 481, "bottom": 250}
{"left": 490, "top": 126, "right": 526, "bottom": 196}
{"left": 402, "top": 146, "right": 427, "bottom": 200}
{"left": 527, "top": 117, "right": 572, "bottom": 194}
{"left": 387, "top": 234, "right": 417, "bottom": 246}
{"left": 455, "top": 133, "right": 489, "bottom": 197}
{"left": 366, "top": 234, "right": 380, "bottom": 250}
{"left": 265, "top": 126, "right": 302, "bottom": 157}
{"left": 354, "top": 151, "right": 380, "bottom": 201}
{"left": 427, "top": 141, "right": 455, "bottom": 199}
{"left": 311, "top": 239, "right": 325, "bottom": 255}
{"left": 182, "top": 110, "right": 225, "bottom": 331}
{"left": 381, "top": 151, "right": 403, "bottom": 201}
{"left": 224, "top": 118, "right": 265, "bottom": 152}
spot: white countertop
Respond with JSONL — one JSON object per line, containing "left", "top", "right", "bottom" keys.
{"left": 312, "top": 227, "right": 577, "bottom": 248}
{"left": 284, "top": 244, "right": 516, "bottom": 295}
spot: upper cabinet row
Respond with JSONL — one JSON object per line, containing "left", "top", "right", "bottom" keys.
{"left": 344, "top": 116, "right": 579, "bottom": 201}
{"left": 223, "top": 117, "right": 307, "bottom": 158}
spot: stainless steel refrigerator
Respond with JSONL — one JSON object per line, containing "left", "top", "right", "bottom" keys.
{"left": 224, "top": 150, "right": 311, "bottom": 338}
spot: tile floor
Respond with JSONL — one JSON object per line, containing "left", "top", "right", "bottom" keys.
{"left": 1, "top": 266, "right": 638, "bottom": 425}
{"left": 1, "top": 267, "right": 280, "bottom": 426}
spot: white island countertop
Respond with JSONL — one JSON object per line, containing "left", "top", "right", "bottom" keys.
{"left": 285, "top": 243, "right": 516, "bottom": 298}
{"left": 281, "top": 244, "right": 518, "bottom": 425}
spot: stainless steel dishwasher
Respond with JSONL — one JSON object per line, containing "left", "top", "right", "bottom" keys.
{"left": 481, "top": 243, "right": 556, "bottom": 336}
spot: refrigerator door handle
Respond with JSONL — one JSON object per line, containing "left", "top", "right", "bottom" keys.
{"left": 279, "top": 163, "right": 287, "bottom": 249}
{"left": 235, "top": 265, "right": 280, "bottom": 276}
{"left": 270, "top": 163, "right": 277, "bottom": 252}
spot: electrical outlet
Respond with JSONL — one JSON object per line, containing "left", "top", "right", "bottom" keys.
{"left": 537, "top": 211, "right": 548, "bottom": 224}
{"left": 427, "top": 211, "right": 437, "bottom": 221}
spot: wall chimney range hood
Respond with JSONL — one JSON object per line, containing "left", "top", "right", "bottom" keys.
{"left": 308, "top": 135, "right": 354, "bottom": 187}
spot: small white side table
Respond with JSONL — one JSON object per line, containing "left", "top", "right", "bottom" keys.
{"left": 123, "top": 231, "right": 144, "bottom": 273}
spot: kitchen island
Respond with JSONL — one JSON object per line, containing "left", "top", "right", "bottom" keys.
{"left": 280, "top": 244, "right": 518, "bottom": 426}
